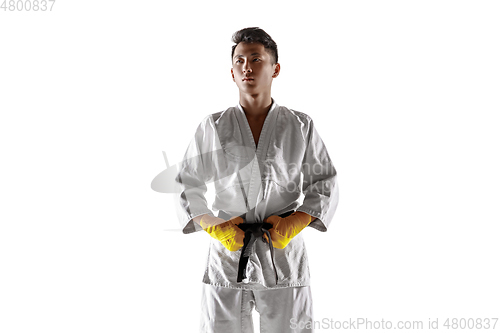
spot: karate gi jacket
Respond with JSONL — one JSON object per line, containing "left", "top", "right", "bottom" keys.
{"left": 175, "top": 99, "right": 339, "bottom": 290}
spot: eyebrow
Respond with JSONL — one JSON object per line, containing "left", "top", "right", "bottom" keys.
{"left": 233, "top": 52, "right": 262, "bottom": 60}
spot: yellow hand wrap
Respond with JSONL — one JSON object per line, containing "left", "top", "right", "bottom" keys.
{"left": 199, "top": 215, "right": 245, "bottom": 252}
{"left": 264, "top": 212, "right": 313, "bottom": 249}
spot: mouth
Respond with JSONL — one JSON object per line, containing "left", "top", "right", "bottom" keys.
{"left": 242, "top": 77, "right": 254, "bottom": 82}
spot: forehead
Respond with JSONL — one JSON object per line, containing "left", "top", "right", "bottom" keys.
{"left": 233, "top": 42, "right": 267, "bottom": 58}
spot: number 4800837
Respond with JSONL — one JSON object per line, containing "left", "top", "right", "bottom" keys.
{"left": 1, "top": 0, "right": 56, "bottom": 11}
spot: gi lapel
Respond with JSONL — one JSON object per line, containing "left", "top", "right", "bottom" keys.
{"left": 235, "top": 102, "right": 279, "bottom": 222}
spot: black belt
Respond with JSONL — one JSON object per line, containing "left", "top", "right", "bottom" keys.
{"left": 218, "top": 210, "right": 293, "bottom": 285}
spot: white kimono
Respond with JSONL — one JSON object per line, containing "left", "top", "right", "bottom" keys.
{"left": 176, "top": 99, "right": 339, "bottom": 290}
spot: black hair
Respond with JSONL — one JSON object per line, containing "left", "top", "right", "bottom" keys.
{"left": 231, "top": 27, "right": 278, "bottom": 64}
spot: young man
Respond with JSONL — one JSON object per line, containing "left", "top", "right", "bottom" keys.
{"left": 175, "top": 27, "right": 339, "bottom": 333}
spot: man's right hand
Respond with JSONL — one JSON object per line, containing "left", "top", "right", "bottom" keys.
{"left": 198, "top": 215, "right": 245, "bottom": 252}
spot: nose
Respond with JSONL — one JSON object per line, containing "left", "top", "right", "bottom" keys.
{"left": 243, "top": 63, "right": 252, "bottom": 73}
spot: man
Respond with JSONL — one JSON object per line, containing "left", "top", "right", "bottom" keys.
{"left": 175, "top": 27, "right": 339, "bottom": 333}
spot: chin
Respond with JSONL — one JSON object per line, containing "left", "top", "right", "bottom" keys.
{"left": 241, "top": 88, "right": 261, "bottom": 95}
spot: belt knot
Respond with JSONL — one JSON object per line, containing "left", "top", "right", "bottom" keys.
{"left": 237, "top": 222, "right": 278, "bottom": 285}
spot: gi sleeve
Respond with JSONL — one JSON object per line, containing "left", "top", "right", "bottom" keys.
{"left": 175, "top": 116, "right": 218, "bottom": 234}
{"left": 296, "top": 118, "right": 339, "bottom": 232}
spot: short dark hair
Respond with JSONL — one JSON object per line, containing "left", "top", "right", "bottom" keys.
{"left": 231, "top": 27, "right": 278, "bottom": 64}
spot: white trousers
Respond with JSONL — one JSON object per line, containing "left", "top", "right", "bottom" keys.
{"left": 200, "top": 284, "right": 314, "bottom": 333}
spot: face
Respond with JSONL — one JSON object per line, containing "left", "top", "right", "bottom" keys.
{"left": 231, "top": 42, "right": 280, "bottom": 95}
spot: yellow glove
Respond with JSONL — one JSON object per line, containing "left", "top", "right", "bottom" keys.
{"left": 199, "top": 215, "right": 245, "bottom": 252}
{"left": 264, "top": 212, "right": 313, "bottom": 249}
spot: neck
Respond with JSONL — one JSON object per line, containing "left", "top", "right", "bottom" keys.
{"left": 239, "top": 92, "right": 273, "bottom": 119}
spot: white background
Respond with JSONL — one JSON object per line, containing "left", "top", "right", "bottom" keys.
{"left": 1, "top": 1, "right": 499, "bottom": 332}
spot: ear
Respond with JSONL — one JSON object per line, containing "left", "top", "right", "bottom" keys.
{"left": 231, "top": 68, "right": 235, "bottom": 82}
{"left": 272, "top": 63, "right": 281, "bottom": 78}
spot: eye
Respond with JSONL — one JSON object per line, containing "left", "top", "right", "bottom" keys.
{"left": 235, "top": 59, "right": 243, "bottom": 64}
{"left": 253, "top": 58, "right": 261, "bottom": 62}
